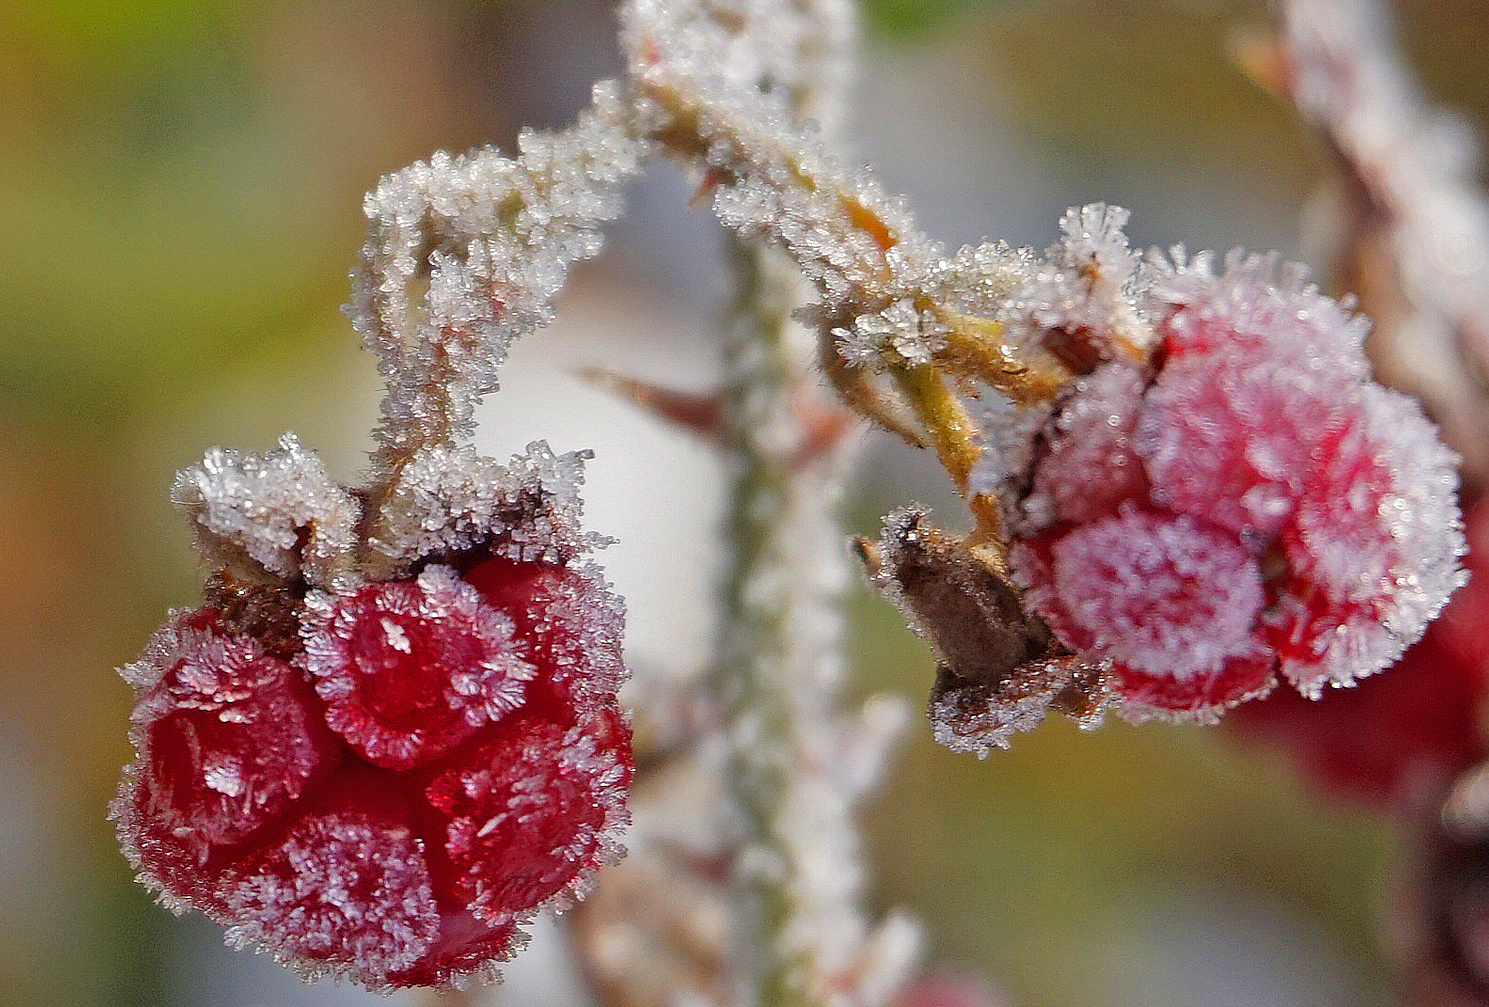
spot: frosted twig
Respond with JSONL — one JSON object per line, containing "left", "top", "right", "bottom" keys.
{"left": 573, "top": 5, "right": 922, "bottom": 1006}
{"left": 349, "top": 81, "right": 647, "bottom": 489}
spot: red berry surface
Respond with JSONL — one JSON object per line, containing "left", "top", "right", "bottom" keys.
{"left": 426, "top": 708, "right": 632, "bottom": 925}
{"left": 1015, "top": 506, "right": 1274, "bottom": 717}
{"left": 1010, "top": 256, "right": 1463, "bottom": 722}
{"left": 225, "top": 807, "right": 442, "bottom": 981}
{"left": 1020, "top": 363, "right": 1149, "bottom": 530}
{"left": 116, "top": 554, "right": 631, "bottom": 990}
{"left": 462, "top": 557, "right": 626, "bottom": 720}
{"left": 1232, "top": 492, "right": 1489, "bottom": 808}
{"left": 117, "top": 612, "right": 341, "bottom": 909}
{"left": 300, "top": 565, "right": 535, "bottom": 770}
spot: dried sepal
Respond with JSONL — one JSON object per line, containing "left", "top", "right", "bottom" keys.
{"left": 998, "top": 203, "right": 1154, "bottom": 368}
{"left": 928, "top": 660, "right": 1109, "bottom": 758}
{"left": 857, "top": 507, "right": 1053, "bottom": 686}
{"left": 857, "top": 507, "right": 1110, "bottom": 753}
{"left": 171, "top": 433, "right": 361, "bottom": 591}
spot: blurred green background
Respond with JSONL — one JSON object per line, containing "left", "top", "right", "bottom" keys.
{"left": 3, "top": 1, "right": 1487, "bottom": 1005}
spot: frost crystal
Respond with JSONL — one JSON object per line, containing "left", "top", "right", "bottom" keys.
{"left": 1000, "top": 203, "right": 1149, "bottom": 357}
{"left": 833, "top": 299, "right": 952, "bottom": 369}
{"left": 172, "top": 433, "right": 360, "bottom": 590}
{"left": 368, "top": 441, "right": 594, "bottom": 573}
{"left": 349, "top": 82, "right": 645, "bottom": 470}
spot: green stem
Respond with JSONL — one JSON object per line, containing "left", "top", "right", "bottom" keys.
{"left": 714, "top": 236, "right": 844, "bottom": 1007}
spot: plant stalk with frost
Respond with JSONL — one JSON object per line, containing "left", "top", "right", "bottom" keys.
{"left": 696, "top": 4, "right": 926, "bottom": 1004}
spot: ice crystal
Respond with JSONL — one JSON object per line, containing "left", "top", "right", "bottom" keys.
{"left": 833, "top": 299, "right": 952, "bottom": 369}
{"left": 1000, "top": 203, "right": 1149, "bottom": 357}
{"left": 171, "top": 433, "right": 361, "bottom": 591}
{"left": 349, "top": 82, "right": 645, "bottom": 470}
{"left": 368, "top": 441, "right": 596, "bottom": 573}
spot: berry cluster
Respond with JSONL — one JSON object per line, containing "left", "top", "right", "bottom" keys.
{"left": 114, "top": 441, "right": 631, "bottom": 990}
{"left": 1008, "top": 252, "right": 1465, "bottom": 722}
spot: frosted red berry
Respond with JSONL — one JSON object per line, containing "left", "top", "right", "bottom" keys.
{"left": 1014, "top": 505, "right": 1275, "bottom": 717}
{"left": 463, "top": 556, "right": 627, "bottom": 720}
{"left": 1007, "top": 253, "right": 1465, "bottom": 722}
{"left": 1018, "top": 363, "right": 1149, "bottom": 530}
{"left": 426, "top": 709, "right": 632, "bottom": 925}
{"left": 301, "top": 565, "right": 535, "bottom": 770}
{"left": 1231, "top": 491, "right": 1489, "bottom": 808}
{"left": 118, "top": 611, "right": 341, "bottom": 910}
{"left": 114, "top": 552, "right": 631, "bottom": 990}
{"left": 225, "top": 808, "right": 442, "bottom": 978}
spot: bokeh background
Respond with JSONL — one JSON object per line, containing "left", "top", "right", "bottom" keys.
{"left": 4, "top": 1, "right": 1488, "bottom": 1005}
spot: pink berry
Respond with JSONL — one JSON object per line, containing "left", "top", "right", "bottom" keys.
{"left": 1019, "top": 363, "right": 1149, "bottom": 531}
{"left": 426, "top": 707, "right": 632, "bottom": 926}
{"left": 1003, "top": 252, "right": 1464, "bottom": 724}
{"left": 300, "top": 565, "right": 535, "bottom": 770}
{"left": 1149, "top": 250, "right": 1369, "bottom": 377}
{"left": 1014, "top": 506, "right": 1275, "bottom": 718}
{"left": 384, "top": 912, "right": 520, "bottom": 989}
{"left": 1231, "top": 493, "right": 1489, "bottom": 808}
{"left": 1135, "top": 351, "right": 1345, "bottom": 539}
{"left": 1268, "top": 385, "right": 1465, "bottom": 696}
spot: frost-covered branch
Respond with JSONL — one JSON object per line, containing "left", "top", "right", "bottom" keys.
{"left": 350, "top": 82, "right": 646, "bottom": 488}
